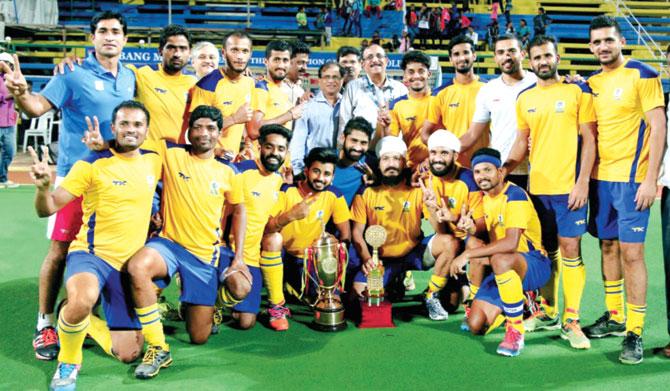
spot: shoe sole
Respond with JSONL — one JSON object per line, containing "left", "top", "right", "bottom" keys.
{"left": 584, "top": 330, "right": 626, "bottom": 339}
{"left": 136, "top": 357, "right": 173, "bottom": 379}
{"left": 560, "top": 333, "right": 591, "bottom": 349}
{"left": 619, "top": 356, "right": 643, "bottom": 365}
{"left": 35, "top": 351, "right": 58, "bottom": 361}
{"left": 429, "top": 315, "right": 448, "bottom": 321}
{"left": 496, "top": 348, "right": 521, "bottom": 357}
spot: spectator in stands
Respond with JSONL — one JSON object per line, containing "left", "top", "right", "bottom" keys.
{"left": 338, "top": 44, "right": 408, "bottom": 142}
{"left": 417, "top": 7, "right": 431, "bottom": 49}
{"left": 518, "top": 19, "right": 531, "bottom": 48}
{"left": 337, "top": 46, "right": 362, "bottom": 86}
{"left": 351, "top": 0, "right": 364, "bottom": 37}
{"left": 315, "top": 7, "right": 326, "bottom": 30}
{"left": 284, "top": 41, "right": 311, "bottom": 105}
{"left": 324, "top": 7, "right": 333, "bottom": 46}
{"left": 504, "top": 0, "right": 512, "bottom": 26}
{"left": 486, "top": 21, "right": 499, "bottom": 51}
{"left": 490, "top": 0, "right": 500, "bottom": 25}
{"left": 533, "top": 7, "right": 551, "bottom": 37}
{"left": 465, "top": 26, "right": 479, "bottom": 47}
{"left": 399, "top": 30, "right": 412, "bottom": 53}
{"left": 191, "top": 41, "right": 220, "bottom": 79}
{"left": 430, "top": 7, "right": 444, "bottom": 47}
{"left": 361, "top": 39, "right": 370, "bottom": 52}
{"left": 290, "top": 62, "right": 345, "bottom": 175}
{"left": 406, "top": 5, "right": 419, "bottom": 42}
{"left": 505, "top": 21, "right": 515, "bottom": 35}
{"left": 296, "top": 6, "right": 308, "bottom": 30}
{"left": 0, "top": 52, "right": 17, "bottom": 189}
{"left": 366, "top": 0, "right": 382, "bottom": 19}
{"left": 371, "top": 31, "right": 382, "bottom": 46}
{"left": 342, "top": 0, "right": 353, "bottom": 36}
{"left": 460, "top": 12, "right": 472, "bottom": 36}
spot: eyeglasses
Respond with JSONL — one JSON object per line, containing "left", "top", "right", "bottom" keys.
{"left": 321, "top": 75, "right": 342, "bottom": 81}
{"left": 364, "top": 54, "right": 386, "bottom": 61}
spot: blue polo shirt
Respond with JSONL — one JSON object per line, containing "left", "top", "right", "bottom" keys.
{"left": 333, "top": 155, "right": 367, "bottom": 207}
{"left": 41, "top": 52, "right": 136, "bottom": 176}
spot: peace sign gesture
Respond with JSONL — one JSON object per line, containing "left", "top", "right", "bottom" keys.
{"left": 419, "top": 176, "right": 440, "bottom": 213}
{"left": 82, "top": 116, "right": 104, "bottom": 150}
{"left": 456, "top": 204, "right": 475, "bottom": 235}
{"left": 287, "top": 192, "right": 317, "bottom": 221}
{"left": 28, "top": 145, "right": 51, "bottom": 190}
{"left": 0, "top": 54, "right": 28, "bottom": 97}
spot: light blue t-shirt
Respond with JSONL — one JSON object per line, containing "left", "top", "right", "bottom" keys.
{"left": 333, "top": 156, "right": 366, "bottom": 207}
{"left": 41, "top": 52, "right": 135, "bottom": 176}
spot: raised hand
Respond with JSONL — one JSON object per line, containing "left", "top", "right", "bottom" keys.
{"left": 419, "top": 176, "right": 439, "bottom": 212}
{"left": 54, "top": 55, "right": 82, "bottom": 75}
{"left": 232, "top": 102, "right": 253, "bottom": 124}
{"left": 456, "top": 204, "right": 475, "bottom": 235}
{"left": 355, "top": 162, "right": 377, "bottom": 185}
{"left": 435, "top": 197, "right": 456, "bottom": 224}
{"left": 0, "top": 54, "right": 28, "bottom": 97}
{"left": 288, "top": 192, "right": 316, "bottom": 221}
{"left": 290, "top": 100, "right": 307, "bottom": 120}
{"left": 28, "top": 145, "right": 51, "bottom": 190}
{"left": 82, "top": 116, "right": 104, "bottom": 150}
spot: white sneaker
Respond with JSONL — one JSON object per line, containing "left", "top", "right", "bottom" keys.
{"left": 425, "top": 294, "right": 448, "bottom": 321}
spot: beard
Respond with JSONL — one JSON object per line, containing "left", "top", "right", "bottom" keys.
{"left": 380, "top": 170, "right": 404, "bottom": 186}
{"left": 429, "top": 161, "right": 454, "bottom": 177}
{"left": 343, "top": 146, "right": 364, "bottom": 162}
{"left": 260, "top": 153, "right": 284, "bottom": 172}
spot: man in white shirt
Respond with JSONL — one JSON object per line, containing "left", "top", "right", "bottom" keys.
{"left": 338, "top": 44, "right": 408, "bottom": 144}
{"left": 460, "top": 33, "right": 537, "bottom": 189}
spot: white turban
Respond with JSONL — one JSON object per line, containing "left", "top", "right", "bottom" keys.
{"left": 375, "top": 136, "right": 407, "bottom": 158}
{"left": 427, "top": 129, "right": 461, "bottom": 152}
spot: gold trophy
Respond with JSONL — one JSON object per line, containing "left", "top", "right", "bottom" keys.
{"left": 364, "top": 225, "right": 387, "bottom": 306}
{"left": 303, "top": 224, "right": 349, "bottom": 331}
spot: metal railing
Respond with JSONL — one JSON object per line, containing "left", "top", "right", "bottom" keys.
{"left": 608, "top": 0, "right": 668, "bottom": 76}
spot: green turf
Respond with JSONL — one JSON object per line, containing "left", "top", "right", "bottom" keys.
{"left": 1, "top": 186, "right": 670, "bottom": 390}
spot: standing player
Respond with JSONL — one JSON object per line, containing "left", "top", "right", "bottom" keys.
{"left": 421, "top": 35, "right": 488, "bottom": 167}
{"left": 583, "top": 16, "right": 666, "bottom": 365}
{"left": 181, "top": 31, "right": 256, "bottom": 157}
{"left": 227, "top": 124, "right": 291, "bottom": 331}
{"left": 30, "top": 101, "right": 161, "bottom": 390}
{"left": 261, "top": 147, "right": 352, "bottom": 330}
{"left": 505, "top": 35, "right": 597, "bottom": 349}
{"left": 378, "top": 50, "right": 434, "bottom": 171}
{"left": 450, "top": 148, "right": 551, "bottom": 357}
{"left": 126, "top": 105, "right": 248, "bottom": 379}
{"left": 1, "top": 11, "right": 135, "bottom": 361}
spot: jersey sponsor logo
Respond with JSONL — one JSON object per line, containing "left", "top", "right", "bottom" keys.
{"left": 147, "top": 175, "right": 156, "bottom": 187}
{"left": 592, "top": 92, "right": 599, "bottom": 98}
{"left": 112, "top": 180, "right": 127, "bottom": 186}
{"left": 555, "top": 100, "right": 565, "bottom": 113}
{"left": 613, "top": 88, "right": 623, "bottom": 100}
{"left": 252, "top": 191, "right": 261, "bottom": 197}
{"left": 404, "top": 116, "right": 416, "bottom": 121}
{"left": 316, "top": 210, "right": 324, "bottom": 220}
{"left": 497, "top": 214, "right": 504, "bottom": 227}
{"left": 94, "top": 80, "right": 104, "bottom": 91}
{"left": 154, "top": 87, "right": 167, "bottom": 94}
{"left": 575, "top": 219, "right": 586, "bottom": 226}
{"left": 631, "top": 226, "right": 645, "bottom": 233}
{"left": 222, "top": 100, "right": 233, "bottom": 105}
{"left": 402, "top": 201, "right": 411, "bottom": 212}
{"left": 447, "top": 197, "right": 456, "bottom": 209}
{"left": 448, "top": 102, "right": 460, "bottom": 108}
{"left": 374, "top": 205, "right": 385, "bottom": 211}
{"left": 527, "top": 108, "right": 536, "bottom": 113}
{"left": 210, "top": 180, "right": 221, "bottom": 195}
{"left": 178, "top": 172, "right": 191, "bottom": 181}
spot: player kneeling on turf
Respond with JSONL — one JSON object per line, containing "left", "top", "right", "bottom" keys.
{"left": 448, "top": 148, "right": 551, "bottom": 357}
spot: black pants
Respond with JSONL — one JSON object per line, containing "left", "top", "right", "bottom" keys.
{"left": 661, "top": 187, "right": 670, "bottom": 335}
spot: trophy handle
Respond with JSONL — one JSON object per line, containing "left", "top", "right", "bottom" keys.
{"left": 338, "top": 243, "right": 349, "bottom": 291}
{"left": 302, "top": 247, "right": 321, "bottom": 308}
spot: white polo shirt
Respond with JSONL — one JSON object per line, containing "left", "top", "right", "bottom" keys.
{"left": 472, "top": 70, "right": 538, "bottom": 175}
{"left": 659, "top": 103, "right": 670, "bottom": 187}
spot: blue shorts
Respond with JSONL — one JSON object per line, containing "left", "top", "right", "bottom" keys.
{"left": 65, "top": 251, "right": 141, "bottom": 330}
{"left": 148, "top": 237, "right": 218, "bottom": 306}
{"left": 218, "top": 246, "right": 263, "bottom": 314}
{"left": 353, "top": 237, "right": 430, "bottom": 286}
{"left": 588, "top": 180, "right": 650, "bottom": 243}
{"left": 151, "top": 180, "right": 163, "bottom": 216}
{"left": 474, "top": 250, "right": 551, "bottom": 309}
{"left": 531, "top": 194, "right": 587, "bottom": 239}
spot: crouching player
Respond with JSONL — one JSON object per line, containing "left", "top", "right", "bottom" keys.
{"left": 419, "top": 130, "right": 486, "bottom": 321}
{"left": 449, "top": 148, "right": 550, "bottom": 357}
{"left": 31, "top": 101, "right": 162, "bottom": 390}
{"left": 261, "top": 147, "right": 352, "bottom": 328}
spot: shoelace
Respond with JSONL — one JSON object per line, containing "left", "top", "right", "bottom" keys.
{"left": 59, "top": 363, "right": 76, "bottom": 378}
{"left": 503, "top": 326, "right": 520, "bottom": 345}
{"left": 42, "top": 327, "right": 58, "bottom": 346}
{"left": 268, "top": 305, "right": 290, "bottom": 319}
{"left": 143, "top": 347, "right": 158, "bottom": 364}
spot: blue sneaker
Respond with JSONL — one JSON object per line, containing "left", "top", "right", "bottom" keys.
{"left": 49, "top": 362, "right": 80, "bottom": 391}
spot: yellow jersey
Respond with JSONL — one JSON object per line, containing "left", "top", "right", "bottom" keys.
{"left": 351, "top": 183, "right": 425, "bottom": 258}
{"left": 427, "top": 166, "right": 484, "bottom": 239}
{"left": 516, "top": 78, "right": 596, "bottom": 195}
{"left": 389, "top": 92, "right": 434, "bottom": 168}
{"left": 186, "top": 68, "right": 257, "bottom": 153}
{"left": 587, "top": 58, "right": 664, "bottom": 183}
{"left": 482, "top": 182, "right": 543, "bottom": 253}
{"left": 270, "top": 183, "right": 351, "bottom": 258}
{"left": 62, "top": 148, "right": 162, "bottom": 270}
{"left": 428, "top": 77, "right": 488, "bottom": 166}
{"left": 130, "top": 64, "right": 196, "bottom": 142}
{"left": 149, "top": 140, "right": 243, "bottom": 265}
{"left": 255, "top": 78, "right": 293, "bottom": 129}
{"left": 233, "top": 159, "right": 284, "bottom": 267}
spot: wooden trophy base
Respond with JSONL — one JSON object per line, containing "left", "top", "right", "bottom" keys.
{"left": 358, "top": 299, "right": 395, "bottom": 328}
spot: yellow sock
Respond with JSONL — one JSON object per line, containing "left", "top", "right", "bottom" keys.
{"left": 218, "top": 284, "right": 243, "bottom": 308}
{"left": 260, "top": 250, "right": 284, "bottom": 306}
{"left": 604, "top": 279, "right": 625, "bottom": 323}
{"left": 57, "top": 314, "right": 90, "bottom": 365}
{"left": 626, "top": 303, "right": 646, "bottom": 336}
{"left": 88, "top": 314, "right": 113, "bottom": 357}
{"left": 485, "top": 314, "right": 506, "bottom": 335}
{"left": 495, "top": 270, "right": 525, "bottom": 334}
{"left": 425, "top": 274, "right": 447, "bottom": 299}
{"left": 467, "top": 284, "right": 479, "bottom": 301}
{"left": 135, "top": 304, "right": 169, "bottom": 350}
{"left": 561, "top": 256, "right": 586, "bottom": 323}
{"left": 540, "top": 249, "right": 561, "bottom": 318}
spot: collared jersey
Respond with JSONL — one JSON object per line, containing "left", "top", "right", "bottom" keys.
{"left": 426, "top": 166, "right": 484, "bottom": 239}
{"left": 255, "top": 77, "right": 293, "bottom": 128}
{"left": 428, "top": 76, "right": 488, "bottom": 166}
{"left": 130, "top": 64, "right": 196, "bottom": 142}
{"left": 147, "top": 140, "right": 243, "bottom": 265}
{"left": 351, "top": 183, "right": 425, "bottom": 258}
{"left": 482, "top": 182, "right": 543, "bottom": 253}
{"left": 233, "top": 159, "right": 284, "bottom": 267}
{"left": 587, "top": 58, "right": 664, "bottom": 183}
{"left": 185, "top": 69, "right": 257, "bottom": 153}
{"left": 270, "top": 183, "right": 351, "bottom": 257}
{"left": 516, "top": 78, "right": 596, "bottom": 195}
{"left": 389, "top": 92, "right": 434, "bottom": 168}
{"left": 61, "top": 148, "right": 162, "bottom": 270}
{"left": 40, "top": 53, "right": 135, "bottom": 176}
